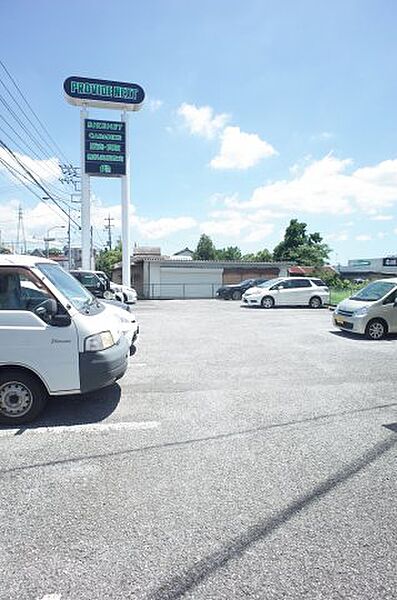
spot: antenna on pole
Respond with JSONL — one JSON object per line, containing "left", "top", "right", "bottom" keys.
{"left": 104, "top": 213, "right": 114, "bottom": 250}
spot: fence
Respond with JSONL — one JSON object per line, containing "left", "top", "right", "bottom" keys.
{"left": 329, "top": 286, "right": 361, "bottom": 306}
{"left": 141, "top": 283, "right": 362, "bottom": 303}
{"left": 142, "top": 282, "right": 220, "bottom": 299}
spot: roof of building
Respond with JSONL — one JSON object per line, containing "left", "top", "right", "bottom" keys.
{"left": 114, "top": 257, "right": 292, "bottom": 269}
{"left": 288, "top": 265, "right": 337, "bottom": 275}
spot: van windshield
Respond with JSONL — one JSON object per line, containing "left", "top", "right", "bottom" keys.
{"left": 37, "top": 263, "right": 94, "bottom": 311}
{"left": 350, "top": 281, "right": 395, "bottom": 302}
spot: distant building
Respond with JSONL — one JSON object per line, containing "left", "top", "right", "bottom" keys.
{"left": 173, "top": 247, "right": 194, "bottom": 259}
{"left": 113, "top": 246, "right": 292, "bottom": 299}
{"left": 338, "top": 256, "right": 397, "bottom": 280}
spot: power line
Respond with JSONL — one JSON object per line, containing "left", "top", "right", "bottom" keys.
{"left": 0, "top": 138, "right": 80, "bottom": 228}
{"left": 0, "top": 60, "right": 71, "bottom": 165}
{"left": 0, "top": 154, "right": 76, "bottom": 227}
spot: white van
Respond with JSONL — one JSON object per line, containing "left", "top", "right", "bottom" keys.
{"left": 0, "top": 255, "right": 130, "bottom": 424}
{"left": 333, "top": 278, "right": 397, "bottom": 340}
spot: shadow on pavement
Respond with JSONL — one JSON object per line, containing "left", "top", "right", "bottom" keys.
{"left": 147, "top": 433, "right": 397, "bottom": 600}
{"left": 329, "top": 330, "right": 397, "bottom": 342}
{"left": 2, "top": 400, "right": 396, "bottom": 475}
{"left": 9, "top": 384, "right": 121, "bottom": 432}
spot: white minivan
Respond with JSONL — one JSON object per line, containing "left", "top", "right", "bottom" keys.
{"left": 333, "top": 278, "right": 397, "bottom": 340}
{"left": 241, "top": 277, "right": 330, "bottom": 308}
{"left": 0, "top": 255, "right": 130, "bottom": 424}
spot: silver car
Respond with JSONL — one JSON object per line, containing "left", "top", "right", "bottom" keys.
{"left": 333, "top": 278, "right": 397, "bottom": 340}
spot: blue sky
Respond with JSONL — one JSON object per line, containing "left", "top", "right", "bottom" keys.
{"left": 1, "top": 0, "right": 397, "bottom": 264}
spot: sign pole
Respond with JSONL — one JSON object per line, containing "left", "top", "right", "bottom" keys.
{"left": 80, "top": 105, "right": 91, "bottom": 270}
{"left": 121, "top": 110, "right": 131, "bottom": 287}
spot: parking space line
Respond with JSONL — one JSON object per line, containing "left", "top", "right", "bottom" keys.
{"left": 0, "top": 421, "right": 159, "bottom": 438}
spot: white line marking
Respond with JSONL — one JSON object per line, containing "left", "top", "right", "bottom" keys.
{"left": 0, "top": 421, "right": 159, "bottom": 438}
{"left": 37, "top": 594, "right": 62, "bottom": 600}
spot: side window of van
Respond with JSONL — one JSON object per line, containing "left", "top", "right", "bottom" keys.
{"left": 0, "top": 268, "right": 52, "bottom": 312}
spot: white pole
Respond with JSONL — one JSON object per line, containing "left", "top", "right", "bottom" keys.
{"left": 80, "top": 106, "right": 91, "bottom": 270}
{"left": 121, "top": 110, "right": 131, "bottom": 287}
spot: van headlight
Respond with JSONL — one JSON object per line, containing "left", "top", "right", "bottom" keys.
{"left": 85, "top": 331, "right": 115, "bottom": 352}
{"left": 354, "top": 307, "right": 368, "bottom": 317}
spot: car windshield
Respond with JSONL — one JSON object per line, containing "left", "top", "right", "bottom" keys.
{"left": 350, "top": 281, "right": 396, "bottom": 302}
{"left": 37, "top": 263, "right": 94, "bottom": 311}
{"left": 258, "top": 278, "right": 282, "bottom": 288}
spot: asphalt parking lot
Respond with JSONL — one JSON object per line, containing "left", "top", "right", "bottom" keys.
{"left": 1, "top": 300, "right": 396, "bottom": 600}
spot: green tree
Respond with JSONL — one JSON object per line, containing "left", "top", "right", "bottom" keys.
{"left": 48, "top": 247, "right": 62, "bottom": 256}
{"left": 242, "top": 248, "right": 273, "bottom": 262}
{"left": 273, "top": 219, "right": 330, "bottom": 267}
{"left": 95, "top": 242, "right": 122, "bottom": 277}
{"left": 193, "top": 234, "right": 217, "bottom": 260}
{"left": 215, "top": 246, "right": 242, "bottom": 260}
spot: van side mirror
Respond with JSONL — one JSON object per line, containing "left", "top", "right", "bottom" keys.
{"left": 35, "top": 298, "right": 57, "bottom": 318}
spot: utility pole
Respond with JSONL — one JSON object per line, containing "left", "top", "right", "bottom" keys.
{"left": 104, "top": 214, "right": 114, "bottom": 250}
{"left": 16, "top": 205, "right": 26, "bottom": 254}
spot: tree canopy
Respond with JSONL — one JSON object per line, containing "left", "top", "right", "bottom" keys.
{"left": 95, "top": 242, "right": 122, "bottom": 277}
{"left": 193, "top": 234, "right": 217, "bottom": 260}
{"left": 272, "top": 219, "right": 331, "bottom": 266}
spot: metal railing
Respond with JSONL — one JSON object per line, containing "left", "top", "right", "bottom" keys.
{"left": 329, "top": 286, "right": 361, "bottom": 306}
{"left": 143, "top": 282, "right": 219, "bottom": 299}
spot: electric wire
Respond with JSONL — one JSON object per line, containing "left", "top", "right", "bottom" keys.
{"left": 0, "top": 60, "right": 71, "bottom": 165}
{"left": 0, "top": 139, "right": 80, "bottom": 228}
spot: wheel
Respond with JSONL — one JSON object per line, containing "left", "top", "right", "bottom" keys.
{"left": 365, "top": 319, "right": 387, "bottom": 340}
{"left": 261, "top": 296, "right": 274, "bottom": 309}
{"left": 0, "top": 370, "right": 48, "bottom": 425}
{"left": 309, "top": 296, "right": 322, "bottom": 309}
{"left": 232, "top": 290, "right": 241, "bottom": 301}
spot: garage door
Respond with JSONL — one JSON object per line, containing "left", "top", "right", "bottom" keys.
{"left": 159, "top": 267, "right": 223, "bottom": 298}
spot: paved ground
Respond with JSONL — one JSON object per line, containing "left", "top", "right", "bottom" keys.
{"left": 0, "top": 300, "right": 396, "bottom": 600}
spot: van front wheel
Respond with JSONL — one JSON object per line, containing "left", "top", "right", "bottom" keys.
{"left": 0, "top": 370, "right": 48, "bottom": 425}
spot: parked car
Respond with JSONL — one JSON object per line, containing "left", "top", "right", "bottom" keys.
{"left": 94, "top": 271, "right": 137, "bottom": 304}
{"left": 101, "top": 299, "right": 139, "bottom": 353}
{"left": 216, "top": 278, "right": 269, "bottom": 301}
{"left": 241, "top": 277, "right": 330, "bottom": 308}
{"left": 0, "top": 255, "right": 130, "bottom": 424}
{"left": 70, "top": 269, "right": 113, "bottom": 300}
{"left": 333, "top": 278, "right": 397, "bottom": 340}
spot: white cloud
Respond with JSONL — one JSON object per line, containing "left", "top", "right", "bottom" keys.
{"left": 148, "top": 99, "right": 163, "bottom": 112}
{"left": 355, "top": 234, "right": 372, "bottom": 241}
{"left": 0, "top": 148, "right": 61, "bottom": 183}
{"left": 200, "top": 213, "right": 274, "bottom": 241}
{"left": 231, "top": 154, "right": 397, "bottom": 215}
{"left": 136, "top": 216, "right": 197, "bottom": 239}
{"left": 311, "top": 131, "right": 334, "bottom": 141}
{"left": 210, "top": 126, "right": 277, "bottom": 170}
{"left": 177, "top": 103, "right": 229, "bottom": 139}
{"left": 371, "top": 214, "right": 393, "bottom": 221}
{"left": 325, "top": 232, "right": 349, "bottom": 242}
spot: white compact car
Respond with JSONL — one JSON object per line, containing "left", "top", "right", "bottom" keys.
{"left": 333, "top": 278, "right": 397, "bottom": 340}
{"left": 110, "top": 281, "right": 137, "bottom": 304}
{"left": 242, "top": 277, "right": 330, "bottom": 308}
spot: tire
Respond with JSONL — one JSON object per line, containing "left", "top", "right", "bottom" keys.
{"left": 232, "top": 290, "right": 241, "bottom": 301}
{"left": 261, "top": 296, "right": 274, "bottom": 309}
{"left": 309, "top": 296, "right": 322, "bottom": 309}
{"left": 365, "top": 319, "right": 387, "bottom": 340}
{"left": 0, "top": 370, "right": 48, "bottom": 425}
